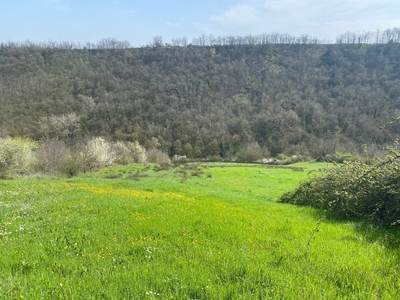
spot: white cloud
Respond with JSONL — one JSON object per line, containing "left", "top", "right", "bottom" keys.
{"left": 127, "top": 10, "right": 137, "bottom": 14}
{"left": 210, "top": 5, "right": 262, "bottom": 26}
{"left": 206, "top": 0, "right": 400, "bottom": 40}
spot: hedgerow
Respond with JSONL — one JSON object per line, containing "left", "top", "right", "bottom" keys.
{"left": 280, "top": 149, "right": 400, "bottom": 226}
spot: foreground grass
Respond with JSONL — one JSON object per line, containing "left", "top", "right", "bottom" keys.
{"left": 0, "top": 162, "right": 399, "bottom": 299}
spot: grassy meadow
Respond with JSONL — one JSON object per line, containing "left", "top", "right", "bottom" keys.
{"left": 0, "top": 162, "right": 399, "bottom": 299}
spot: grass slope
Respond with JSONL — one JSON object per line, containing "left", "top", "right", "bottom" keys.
{"left": 0, "top": 162, "right": 399, "bottom": 299}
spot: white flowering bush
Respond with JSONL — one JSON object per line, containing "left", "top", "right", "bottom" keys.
{"left": 127, "top": 141, "right": 147, "bottom": 163}
{"left": 85, "top": 137, "right": 116, "bottom": 168}
{"left": 0, "top": 137, "right": 38, "bottom": 177}
{"left": 113, "top": 141, "right": 132, "bottom": 165}
{"left": 38, "top": 113, "right": 80, "bottom": 139}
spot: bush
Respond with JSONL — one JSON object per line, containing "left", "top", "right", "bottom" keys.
{"left": 316, "top": 151, "right": 357, "bottom": 163}
{"left": 205, "top": 155, "right": 223, "bottom": 162}
{"left": 127, "top": 141, "right": 147, "bottom": 163}
{"left": 280, "top": 150, "right": 400, "bottom": 226}
{"left": 172, "top": 155, "right": 188, "bottom": 163}
{"left": 0, "top": 137, "right": 38, "bottom": 177}
{"left": 113, "top": 141, "right": 132, "bottom": 165}
{"left": 85, "top": 137, "right": 116, "bottom": 168}
{"left": 35, "top": 139, "right": 69, "bottom": 174}
{"left": 236, "top": 148, "right": 263, "bottom": 163}
{"left": 277, "top": 153, "right": 288, "bottom": 160}
{"left": 146, "top": 148, "right": 170, "bottom": 164}
{"left": 61, "top": 152, "right": 82, "bottom": 177}
{"left": 99, "top": 140, "right": 147, "bottom": 165}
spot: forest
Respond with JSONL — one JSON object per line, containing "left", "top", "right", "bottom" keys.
{"left": 1, "top": 28, "right": 400, "bottom": 160}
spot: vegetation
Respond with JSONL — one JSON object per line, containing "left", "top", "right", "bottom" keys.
{"left": 1, "top": 29, "right": 400, "bottom": 159}
{"left": 0, "top": 137, "right": 38, "bottom": 178}
{"left": 0, "top": 136, "right": 168, "bottom": 177}
{"left": 0, "top": 163, "right": 399, "bottom": 299}
{"left": 281, "top": 148, "right": 400, "bottom": 226}
{"left": 1, "top": 28, "right": 400, "bottom": 298}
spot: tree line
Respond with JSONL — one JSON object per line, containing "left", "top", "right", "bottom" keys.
{"left": 1, "top": 27, "right": 399, "bottom": 51}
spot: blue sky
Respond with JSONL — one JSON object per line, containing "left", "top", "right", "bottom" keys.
{"left": 1, "top": 0, "right": 399, "bottom": 46}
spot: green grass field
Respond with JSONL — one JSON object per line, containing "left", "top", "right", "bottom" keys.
{"left": 0, "top": 162, "right": 399, "bottom": 299}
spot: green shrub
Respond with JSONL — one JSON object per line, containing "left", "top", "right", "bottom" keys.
{"left": 277, "top": 153, "right": 288, "bottom": 160}
{"left": 205, "top": 155, "right": 223, "bottom": 162}
{"left": 280, "top": 150, "right": 400, "bottom": 226}
{"left": 316, "top": 151, "right": 357, "bottom": 163}
{"left": 61, "top": 152, "right": 82, "bottom": 177}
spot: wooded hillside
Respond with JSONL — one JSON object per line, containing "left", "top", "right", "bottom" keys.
{"left": 1, "top": 30, "right": 400, "bottom": 158}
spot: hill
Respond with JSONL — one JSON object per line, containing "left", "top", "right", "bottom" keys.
{"left": 1, "top": 31, "right": 400, "bottom": 158}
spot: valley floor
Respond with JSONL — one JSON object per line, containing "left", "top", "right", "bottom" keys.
{"left": 0, "top": 162, "right": 399, "bottom": 299}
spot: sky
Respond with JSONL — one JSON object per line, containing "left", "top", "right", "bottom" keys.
{"left": 1, "top": 0, "right": 399, "bottom": 46}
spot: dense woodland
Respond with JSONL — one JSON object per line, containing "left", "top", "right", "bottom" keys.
{"left": 1, "top": 28, "right": 400, "bottom": 159}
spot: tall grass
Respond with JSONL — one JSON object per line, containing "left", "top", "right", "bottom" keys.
{"left": 0, "top": 162, "right": 399, "bottom": 299}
